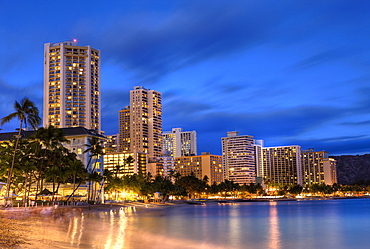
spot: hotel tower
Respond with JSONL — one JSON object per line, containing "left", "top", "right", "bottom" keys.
{"left": 43, "top": 41, "right": 101, "bottom": 132}
{"left": 130, "top": 86, "right": 162, "bottom": 158}
{"left": 162, "top": 128, "right": 197, "bottom": 157}
{"left": 222, "top": 131, "right": 256, "bottom": 184}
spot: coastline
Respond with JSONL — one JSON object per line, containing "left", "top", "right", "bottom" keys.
{"left": 1, "top": 196, "right": 369, "bottom": 248}
{"left": 0, "top": 202, "right": 176, "bottom": 248}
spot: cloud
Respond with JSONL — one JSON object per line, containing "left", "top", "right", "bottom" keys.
{"left": 290, "top": 49, "right": 352, "bottom": 71}
{"left": 290, "top": 135, "right": 370, "bottom": 155}
{"left": 340, "top": 121, "right": 370, "bottom": 126}
{"left": 84, "top": 2, "right": 286, "bottom": 83}
{"left": 161, "top": 100, "right": 345, "bottom": 154}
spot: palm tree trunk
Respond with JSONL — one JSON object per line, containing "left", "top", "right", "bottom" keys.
{"left": 5, "top": 122, "right": 22, "bottom": 205}
{"left": 66, "top": 180, "right": 83, "bottom": 202}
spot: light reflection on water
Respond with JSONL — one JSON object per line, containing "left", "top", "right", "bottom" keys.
{"left": 268, "top": 202, "right": 280, "bottom": 249}
{"left": 14, "top": 199, "right": 370, "bottom": 249}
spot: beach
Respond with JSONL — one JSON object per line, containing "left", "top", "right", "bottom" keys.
{"left": 0, "top": 203, "right": 166, "bottom": 249}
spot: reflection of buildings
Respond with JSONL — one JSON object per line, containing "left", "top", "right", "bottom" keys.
{"left": 174, "top": 153, "right": 223, "bottom": 184}
{"left": 262, "top": 145, "right": 303, "bottom": 185}
{"left": 301, "top": 149, "right": 337, "bottom": 186}
{"left": 222, "top": 131, "right": 256, "bottom": 184}
{"left": 268, "top": 202, "right": 281, "bottom": 249}
{"left": 162, "top": 128, "right": 197, "bottom": 157}
{"left": 43, "top": 41, "right": 100, "bottom": 132}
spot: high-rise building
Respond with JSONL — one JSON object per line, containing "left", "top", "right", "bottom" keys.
{"left": 163, "top": 128, "right": 197, "bottom": 157}
{"left": 104, "top": 134, "right": 118, "bottom": 153}
{"left": 262, "top": 145, "right": 303, "bottom": 185}
{"left": 254, "top": 139, "right": 264, "bottom": 178}
{"left": 43, "top": 40, "right": 100, "bottom": 132}
{"left": 174, "top": 153, "right": 223, "bottom": 184}
{"left": 118, "top": 106, "right": 130, "bottom": 152}
{"left": 129, "top": 86, "right": 162, "bottom": 158}
{"left": 301, "top": 148, "right": 337, "bottom": 186}
{"left": 221, "top": 131, "right": 256, "bottom": 185}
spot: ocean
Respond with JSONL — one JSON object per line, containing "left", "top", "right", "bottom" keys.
{"left": 18, "top": 198, "right": 370, "bottom": 249}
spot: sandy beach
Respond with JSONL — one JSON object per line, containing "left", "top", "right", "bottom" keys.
{"left": 0, "top": 202, "right": 172, "bottom": 249}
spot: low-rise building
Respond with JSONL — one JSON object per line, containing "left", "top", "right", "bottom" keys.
{"left": 174, "top": 153, "right": 223, "bottom": 184}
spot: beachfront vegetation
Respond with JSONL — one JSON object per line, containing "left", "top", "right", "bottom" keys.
{"left": 0, "top": 125, "right": 88, "bottom": 204}
{"left": 0, "top": 98, "right": 41, "bottom": 203}
{"left": 102, "top": 170, "right": 369, "bottom": 201}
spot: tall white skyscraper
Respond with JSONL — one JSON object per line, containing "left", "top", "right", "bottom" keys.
{"left": 43, "top": 40, "right": 100, "bottom": 132}
{"left": 163, "top": 128, "right": 197, "bottom": 157}
{"left": 129, "top": 86, "right": 162, "bottom": 158}
{"left": 222, "top": 131, "right": 256, "bottom": 184}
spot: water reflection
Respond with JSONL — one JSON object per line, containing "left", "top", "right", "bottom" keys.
{"left": 268, "top": 202, "right": 281, "bottom": 249}
{"left": 10, "top": 200, "right": 370, "bottom": 249}
{"left": 104, "top": 208, "right": 128, "bottom": 249}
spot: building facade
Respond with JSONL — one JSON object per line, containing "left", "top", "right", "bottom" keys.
{"left": 162, "top": 128, "right": 197, "bottom": 157}
{"left": 221, "top": 131, "right": 256, "bottom": 185}
{"left": 43, "top": 41, "right": 100, "bottom": 132}
{"left": 104, "top": 134, "right": 118, "bottom": 153}
{"left": 103, "top": 152, "right": 147, "bottom": 177}
{"left": 262, "top": 145, "right": 303, "bottom": 186}
{"left": 129, "top": 86, "right": 162, "bottom": 158}
{"left": 118, "top": 107, "right": 130, "bottom": 152}
{"left": 301, "top": 149, "right": 337, "bottom": 186}
{"left": 174, "top": 153, "right": 223, "bottom": 184}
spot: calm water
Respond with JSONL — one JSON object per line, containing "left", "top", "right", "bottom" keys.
{"left": 17, "top": 199, "right": 370, "bottom": 249}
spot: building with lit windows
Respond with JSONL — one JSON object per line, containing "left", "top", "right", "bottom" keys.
{"left": 116, "top": 86, "right": 162, "bottom": 176}
{"left": 104, "top": 134, "right": 118, "bottom": 153}
{"left": 262, "top": 145, "right": 303, "bottom": 185}
{"left": 174, "top": 153, "right": 223, "bottom": 184}
{"left": 254, "top": 139, "right": 264, "bottom": 178}
{"left": 43, "top": 40, "right": 100, "bottom": 132}
{"left": 103, "top": 152, "right": 147, "bottom": 177}
{"left": 301, "top": 148, "right": 337, "bottom": 186}
{"left": 129, "top": 86, "right": 162, "bottom": 158}
{"left": 163, "top": 128, "right": 197, "bottom": 157}
{"left": 161, "top": 156, "right": 175, "bottom": 177}
{"left": 118, "top": 106, "right": 130, "bottom": 152}
{"left": 221, "top": 131, "right": 256, "bottom": 185}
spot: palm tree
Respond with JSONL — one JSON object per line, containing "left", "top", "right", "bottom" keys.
{"left": 28, "top": 126, "right": 69, "bottom": 200}
{"left": 65, "top": 157, "right": 87, "bottom": 202}
{"left": 83, "top": 136, "right": 104, "bottom": 202}
{"left": 83, "top": 136, "right": 104, "bottom": 173}
{"left": 0, "top": 98, "right": 40, "bottom": 204}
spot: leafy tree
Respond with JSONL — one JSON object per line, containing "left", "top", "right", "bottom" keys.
{"left": 176, "top": 172, "right": 208, "bottom": 199}
{"left": 152, "top": 175, "right": 174, "bottom": 202}
{"left": 0, "top": 98, "right": 40, "bottom": 203}
{"left": 65, "top": 157, "right": 87, "bottom": 202}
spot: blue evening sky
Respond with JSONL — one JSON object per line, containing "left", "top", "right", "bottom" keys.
{"left": 0, "top": 1, "right": 369, "bottom": 155}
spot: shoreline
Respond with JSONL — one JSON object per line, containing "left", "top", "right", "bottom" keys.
{"left": 0, "top": 202, "right": 176, "bottom": 248}
{"left": 1, "top": 197, "right": 369, "bottom": 248}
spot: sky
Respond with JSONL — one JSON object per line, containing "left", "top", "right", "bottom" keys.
{"left": 0, "top": 0, "right": 369, "bottom": 156}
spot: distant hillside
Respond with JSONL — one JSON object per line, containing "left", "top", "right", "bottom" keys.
{"left": 331, "top": 154, "right": 370, "bottom": 185}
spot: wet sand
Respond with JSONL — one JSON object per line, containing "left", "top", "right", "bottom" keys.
{"left": 0, "top": 203, "right": 174, "bottom": 248}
